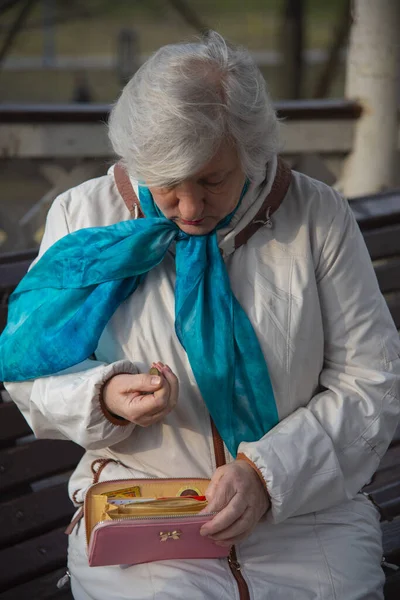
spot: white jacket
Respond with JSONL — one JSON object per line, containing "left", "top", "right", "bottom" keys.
{"left": 6, "top": 161, "right": 400, "bottom": 600}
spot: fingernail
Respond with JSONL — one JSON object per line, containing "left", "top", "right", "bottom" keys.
{"left": 151, "top": 377, "right": 161, "bottom": 385}
{"left": 200, "top": 528, "right": 207, "bottom": 537}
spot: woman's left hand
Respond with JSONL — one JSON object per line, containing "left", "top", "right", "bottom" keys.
{"left": 200, "top": 461, "right": 270, "bottom": 546}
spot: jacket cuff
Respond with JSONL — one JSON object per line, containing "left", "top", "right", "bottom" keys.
{"left": 99, "top": 380, "right": 130, "bottom": 426}
{"left": 236, "top": 452, "right": 269, "bottom": 494}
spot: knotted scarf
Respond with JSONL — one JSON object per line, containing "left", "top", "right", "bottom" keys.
{"left": 0, "top": 179, "right": 278, "bottom": 455}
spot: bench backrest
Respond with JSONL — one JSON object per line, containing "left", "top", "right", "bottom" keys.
{"left": 0, "top": 249, "right": 37, "bottom": 333}
{"left": 351, "top": 190, "right": 400, "bottom": 329}
{"left": 0, "top": 249, "right": 83, "bottom": 594}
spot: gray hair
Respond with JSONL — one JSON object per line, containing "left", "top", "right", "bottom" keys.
{"left": 108, "top": 31, "right": 280, "bottom": 187}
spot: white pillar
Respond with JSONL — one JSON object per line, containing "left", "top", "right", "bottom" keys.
{"left": 341, "top": 0, "right": 400, "bottom": 196}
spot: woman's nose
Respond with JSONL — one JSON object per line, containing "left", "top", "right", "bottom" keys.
{"left": 176, "top": 182, "right": 204, "bottom": 220}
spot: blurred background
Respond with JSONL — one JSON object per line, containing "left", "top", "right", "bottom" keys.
{"left": 1, "top": 0, "right": 349, "bottom": 103}
{"left": 0, "top": 0, "right": 399, "bottom": 252}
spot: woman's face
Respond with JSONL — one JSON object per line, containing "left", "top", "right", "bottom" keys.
{"left": 148, "top": 143, "right": 246, "bottom": 235}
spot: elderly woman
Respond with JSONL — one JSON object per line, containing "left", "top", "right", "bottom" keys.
{"left": 2, "top": 32, "right": 400, "bottom": 600}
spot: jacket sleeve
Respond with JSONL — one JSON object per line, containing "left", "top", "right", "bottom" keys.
{"left": 238, "top": 195, "right": 400, "bottom": 523}
{"left": 4, "top": 194, "right": 137, "bottom": 449}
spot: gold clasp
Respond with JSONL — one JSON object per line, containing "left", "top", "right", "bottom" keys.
{"left": 159, "top": 530, "right": 182, "bottom": 542}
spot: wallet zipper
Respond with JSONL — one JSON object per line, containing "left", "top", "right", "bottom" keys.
{"left": 93, "top": 511, "right": 217, "bottom": 528}
{"left": 211, "top": 419, "right": 250, "bottom": 600}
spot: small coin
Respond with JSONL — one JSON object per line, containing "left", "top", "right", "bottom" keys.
{"left": 149, "top": 367, "right": 161, "bottom": 376}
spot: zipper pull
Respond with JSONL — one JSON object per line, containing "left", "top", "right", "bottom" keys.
{"left": 382, "top": 558, "right": 399, "bottom": 571}
{"left": 56, "top": 570, "right": 71, "bottom": 589}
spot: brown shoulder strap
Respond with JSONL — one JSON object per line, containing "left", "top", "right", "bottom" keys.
{"left": 114, "top": 162, "right": 144, "bottom": 219}
{"left": 234, "top": 157, "right": 292, "bottom": 249}
{"left": 113, "top": 158, "right": 292, "bottom": 249}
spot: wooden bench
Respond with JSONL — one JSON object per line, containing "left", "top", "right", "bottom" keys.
{"left": 1, "top": 189, "right": 400, "bottom": 599}
{"left": 0, "top": 252, "right": 82, "bottom": 599}
{"left": 350, "top": 189, "right": 400, "bottom": 599}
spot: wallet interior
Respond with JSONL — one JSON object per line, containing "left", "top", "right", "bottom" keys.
{"left": 85, "top": 478, "right": 210, "bottom": 544}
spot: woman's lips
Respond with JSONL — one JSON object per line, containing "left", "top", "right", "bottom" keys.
{"left": 180, "top": 218, "right": 204, "bottom": 225}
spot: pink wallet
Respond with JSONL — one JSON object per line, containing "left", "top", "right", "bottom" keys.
{"left": 84, "top": 478, "right": 230, "bottom": 567}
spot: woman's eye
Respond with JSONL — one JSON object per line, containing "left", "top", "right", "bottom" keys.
{"left": 157, "top": 184, "right": 176, "bottom": 193}
{"left": 204, "top": 179, "right": 225, "bottom": 187}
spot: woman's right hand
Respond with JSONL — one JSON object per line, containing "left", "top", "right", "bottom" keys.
{"left": 102, "top": 362, "right": 179, "bottom": 426}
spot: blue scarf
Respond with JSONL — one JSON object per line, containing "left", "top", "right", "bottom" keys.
{"left": 0, "top": 182, "right": 278, "bottom": 456}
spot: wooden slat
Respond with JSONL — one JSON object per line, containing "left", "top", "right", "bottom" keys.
{"left": 0, "top": 527, "right": 68, "bottom": 592}
{"left": 0, "top": 306, "right": 8, "bottom": 336}
{"left": 351, "top": 191, "right": 400, "bottom": 230}
{"left": 373, "top": 444, "right": 400, "bottom": 474}
{"left": 0, "top": 260, "right": 32, "bottom": 290}
{"left": 0, "top": 568, "right": 73, "bottom": 600}
{"left": 371, "top": 431, "right": 400, "bottom": 528}
{"left": 384, "top": 570, "right": 400, "bottom": 600}
{"left": 0, "top": 103, "right": 112, "bottom": 123}
{"left": 382, "top": 519, "right": 400, "bottom": 561}
{"left": 276, "top": 99, "right": 363, "bottom": 120}
{"left": 0, "top": 439, "right": 84, "bottom": 494}
{"left": 0, "top": 249, "right": 38, "bottom": 265}
{"left": 0, "top": 482, "right": 75, "bottom": 548}
{"left": 365, "top": 480, "right": 400, "bottom": 522}
{"left": 374, "top": 258, "right": 400, "bottom": 294}
{"left": 364, "top": 444, "right": 400, "bottom": 522}
{"left": 390, "top": 423, "right": 400, "bottom": 446}
{"left": 0, "top": 402, "right": 32, "bottom": 447}
{"left": 0, "top": 99, "right": 362, "bottom": 123}
{"left": 363, "top": 224, "right": 400, "bottom": 261}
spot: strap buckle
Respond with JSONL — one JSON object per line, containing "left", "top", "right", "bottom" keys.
{"left": 252, "top": 206, "right": 273, "bottom": 229}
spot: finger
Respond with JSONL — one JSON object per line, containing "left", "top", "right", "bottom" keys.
{"left": 135, "top": 407, "right": 172, "bottom": 427}
{"left": 208, "top": 507, "right": 253, "bottom": 542}
{"left": 127, "top": 377, "right": 171, "bottom": 418}
{"left": 141, "top": 377, "right": 171, "bottom": 415}
{"left": 130, "top": 387, "right": 170, "bottom": 417}
{"left": 205, "top": 479, "right": 238, "bottom": 515}
{"left": 158, "top": 364, "right": 179, "bottom": 406}
{"left": 203, "top": 468, "right": 226, "bottom": 507}
{"left": 201, "top": 494, "right": 247, "bottom": 537}
{"left": 140, "top": 385, "right": 175, "bottom": 419}
{"left": 214, "top": 531, "right": 249, "bottom": 547}
{"left": 150, "top": 363, "right": 178, "bottom": 407}
{"left": 135, "top": 398, "right": 169, "bottom": 419}
{"left": 151, "top": 375, "right": 172, "bottom": 410}
{"left": 125, "top": 373, "right": 163, "bottom": 394}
